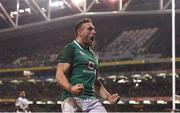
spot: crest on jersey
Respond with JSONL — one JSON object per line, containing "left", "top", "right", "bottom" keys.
{"left": 88, "top": 61, "right": 95, "bottom": 70}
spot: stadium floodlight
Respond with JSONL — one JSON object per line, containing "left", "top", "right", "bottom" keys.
{"left": 57, "top": 101, "right": 62, "bottom": 104}
{"left": 36, "top": 101, "right": 46, "bottom": 104}
{"left": 25, "top": 8, "right": 31, "bottom": 13}
{"left": 13, "top": 11, "right": 17, "bottom": 15}
{"left": 175, "top": 100, "right": 180, "bottom": 104}
{"left": 41, "top": 8, "right": 46, "bottom": 12}
{"left": 10, "top": 8, "right": 30, "bottom": 18}
{"left": 97, "top": 76, "right": 105, "bottom": 81}
{"left": 45, "top": 78, "right": 55, "bottom": 83}
{"left": 176, "top": 74, "right": 179, "bottom": 78}
{"left": 157, "top": 72, "right": 166, "bottom": 77}
{"left": 50, "top": 0, "right": 65, "bottom": 9}
{"left": 103, "top": 100, "right": 110, "bottom": 104}
{"left": 19, "top": 9, "right": 24, "bottom": 13}
{"left": 10, "top": 12, "right": 14, "bottom": 18}
{"left": 95, "top": 0, "right": 100, "bottom": 4}
{"left": 135, "top": 83, "right": 139, "bottom": 87}
{"left": 23, "top": 70, "right": 34, "bottom": 76}
{"left": 0, "top": 80, "right": 3, "bottom": 85}
{"left": 107, "top": 75, "right": 116, "bottom": 79}
{"left": 137, "top": 79, "right": 142, "bottom": 83}
{"left": 107, "top": 75, "right": 116, "bottom": 82}
{"left": 47, "top": 101, "right": 55, "bottom": 104}
{"left": 129, "top": 100, "right": 139, "bottom": 104}
{"left": 117, "top": 78, "right": 129, "bottom": 84}
{"left": 71, "top": 0, "right": 84, "bottom": 7}
{"left": 143, "top": 100, "right": 151, "bottom": 104}
{"left": 117, "top": 79, "right": 126, "bottom": 83}
{"left": 10, "top": 80, "right": 23, "bottom": 84}
{"left": 132, "top": 74, "right": 141, "bottom": 78}
{"left": 157, "top": 100, "right": 167, "bottom": 104}
{"left": 144, "top": 73, "right": 152, "bottom": 79}
{"left": 27, "top": 79, "right": 36, "bottom": 83}
{"left": 10, "top": 11, "right": 17, "bottom": 18}
{"left": 28, "top": 101, "right": 33, "bottom": 104}
{"left": 117, "top": 100, "right": 124, "bottom": 104}
{"left": 133, "top": 79, "right": 142, "bottom": 83}
{"left": 27, "top": 79, "right": 41, "bottom": 83}
{"left": 36, "top": 101, "right": 42, "bottom": 104}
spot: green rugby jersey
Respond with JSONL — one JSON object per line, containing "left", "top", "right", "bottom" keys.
{"left": 57, "top": 40, "right": 99, "bottom": 101}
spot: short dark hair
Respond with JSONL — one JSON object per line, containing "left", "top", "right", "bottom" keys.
{"left": 19, "top": 90, "right": 25, "bottom": 94}
{"left": 74, "top": 18, "right": 92, "bottom": 37}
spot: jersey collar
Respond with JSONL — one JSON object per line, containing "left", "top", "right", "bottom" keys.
{"left": 74, "top": 40, "right": 89, "bottom": 51}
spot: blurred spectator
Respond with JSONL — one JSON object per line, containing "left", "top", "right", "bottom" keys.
{"left": 15, "top": 90, "right": 30, "bottom": 113}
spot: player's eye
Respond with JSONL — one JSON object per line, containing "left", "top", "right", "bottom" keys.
{"left": 88, "top": 27, "right": 94, "bottom": 31}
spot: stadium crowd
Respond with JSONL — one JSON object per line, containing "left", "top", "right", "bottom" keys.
{"left": 0, "top": 14, "right": 173, "bottom": 68}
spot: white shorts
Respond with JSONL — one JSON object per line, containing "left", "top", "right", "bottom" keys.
{"left": 61, "top": 97, "right": 107, "bottom": 113}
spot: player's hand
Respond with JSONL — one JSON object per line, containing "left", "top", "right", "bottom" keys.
{"left": 69, "top": 84, "right": 84, "bottom": 96}
{"left": 107, "top": 93, "right": 120, "bottom": 104}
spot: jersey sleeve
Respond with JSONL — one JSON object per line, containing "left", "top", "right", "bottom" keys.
{"left": 57, "top": 45, "right": 74, "bottom": 64}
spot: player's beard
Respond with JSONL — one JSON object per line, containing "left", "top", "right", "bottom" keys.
{"left": 91, "top": 39, "right": 96, "bottom": 50}
{"left": 84, "top": 35, "right": 95, "bottom": 47}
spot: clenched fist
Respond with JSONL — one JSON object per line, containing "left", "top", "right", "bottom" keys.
{"left": 68, "top": 84, "right": 84, "bottom": 96}
{"left": 107, "top": 93, "right": 120, "bottom": 104}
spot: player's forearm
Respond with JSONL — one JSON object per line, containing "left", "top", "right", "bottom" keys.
{"left": 95, "top": 80, "right": 111, "bottom": 100}
{"left": 56, "top": 70, "right": 72, "bottom": 92}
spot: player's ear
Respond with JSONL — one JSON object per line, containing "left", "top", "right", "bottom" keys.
{"left": 78, "top": 29, "right": 81, "bottom": 35}
{"left": 78, "top": 29, "right": 83, "bottom": 37}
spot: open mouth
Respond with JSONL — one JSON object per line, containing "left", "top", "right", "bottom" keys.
{"left": 90, "top": 36, "right": 95, "bottom": 41}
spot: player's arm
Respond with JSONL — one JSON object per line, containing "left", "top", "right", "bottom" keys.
{"left": 94, "top": 71, "right": 120, "bottom": 104}
{"left": 56, "top": 63, "right": 71, "bottom": 91}
{"left": 56, "top": 45, "right": 84, "bottom": 95}
{"left": 56, "top": 63, "right": 84, "bottom": 96}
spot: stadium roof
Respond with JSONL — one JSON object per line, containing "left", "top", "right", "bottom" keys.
{"left": 0, "top": 0, "right": 179, "bottom": 31}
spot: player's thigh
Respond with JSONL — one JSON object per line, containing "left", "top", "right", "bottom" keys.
{"left": 88, "top": 99, "right": 107, "bottom": 113}
{"left": 61, "top": 97, "right": 81, "bottom": 113}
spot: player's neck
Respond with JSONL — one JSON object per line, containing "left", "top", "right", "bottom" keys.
{"left": 75, "top": 38, "right": 89, "bottom": 49}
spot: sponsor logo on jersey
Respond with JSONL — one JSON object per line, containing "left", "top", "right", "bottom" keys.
{"left": 83, "top": 70, "right": 96, "bottom": 74}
